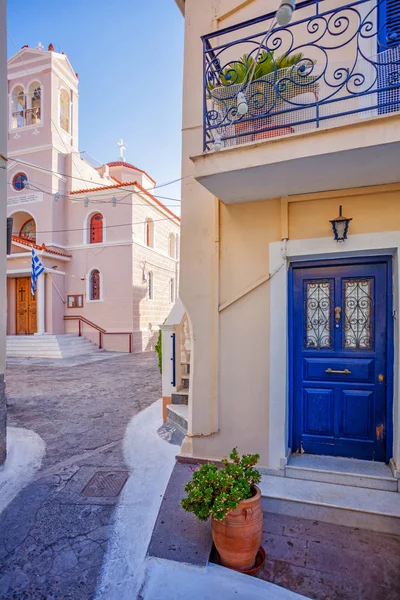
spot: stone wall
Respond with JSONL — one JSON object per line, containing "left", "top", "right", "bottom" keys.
{"left": 132, "top": 191, "right": 180, "bottom": 352}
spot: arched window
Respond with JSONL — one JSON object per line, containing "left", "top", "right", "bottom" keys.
{"left": 89, "top": 213, "right": 103, "bottom": 244}
{"left": 169, "top": 278, "right": 175, "bottom": 303}
{"left": 11, "top": 85, "right": 25, "bottom": 129}
{"left": 27, "top": 81, "right": 41, "bottom": 126}
{"left": 89, "top": 269, "right": 101, "bottom": 301}
{"left": 59, "top": 88, "right": 70, "bottom": 133}
{"left": 20, "top": 218, "right": 36, "bottom": 242}
{"left": 148, "top": 271, "right": 154, "bottom": 300}
{"left": 145, "top": 218, "right": 154, "bottom": 248}
{"left": 12, "top": 172, "right": 28, "bottom": 191}
{"left": 169, "top": 233, "right": 176, "bottom": 258}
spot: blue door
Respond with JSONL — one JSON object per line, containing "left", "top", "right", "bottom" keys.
{"left": 291, "top": 258, "right": 392, "bottom": 462}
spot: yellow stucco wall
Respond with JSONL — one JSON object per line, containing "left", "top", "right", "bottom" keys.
{"left": 184, "top": 184, "right": 400, "bottom": 466}
{"left": 289, "top": 188, "right": 400, "bottom": 240}
{"left": 178, "top": 0, "right": 400, "bottom": 467}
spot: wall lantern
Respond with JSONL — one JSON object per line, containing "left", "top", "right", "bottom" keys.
{"left": 330, "top": 205, "right": 352, "bottom": 242}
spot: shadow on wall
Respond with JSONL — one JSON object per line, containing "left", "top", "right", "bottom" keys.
{"left": 132, "top": 283, "right": 159, "bottom": 354}
{"left": 144, "top": 329, "right": 159, "bottom": 353}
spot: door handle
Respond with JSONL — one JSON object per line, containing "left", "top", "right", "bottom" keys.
{"left": 334, "top": 306, "right": 342, "bottom": 324}
{"left": 325, "top": 368, "right": 351, "bottom": 375}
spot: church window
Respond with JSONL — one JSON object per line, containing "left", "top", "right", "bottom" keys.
{"left": 89, "top": 269, "right": 101, "bottom": 301}
{"left": 12, "top": 172, "right": 28, "bottom": 191}
{"left": 145, "top": 218, "right": 154, "bottom": 248}
{"left": 90, "top": 213, "right": 103, "bottom": 244}
{"left": 20, "top": 218, "right": 36, "bottom": 243}
{"left": 27, "top": 81, "right": 41, "bottom": 126}
{"left": 59, "top": 88, "right": 70, "bottom": 133}
{"left": 11, "top": 85, "right": 26, "bottom": 129}
{"left": 148, "top": 271, "right": 154, "bottom": 300}
{"left": 169, "top": 233, "right": 176, "bottom": 258}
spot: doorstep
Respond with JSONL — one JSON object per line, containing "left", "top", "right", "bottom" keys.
{"left": 260, "top": 474, "right": 400, "bottom": 535}
{"left": 166, "top": 404, "right": 188, "bottom": 433}
{"left": 285, "top": 454, "right": 398, "bottom": 492}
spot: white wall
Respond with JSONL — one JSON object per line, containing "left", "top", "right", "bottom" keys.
{"left": 0, "top": 0, "right": 8, "bottom": 463}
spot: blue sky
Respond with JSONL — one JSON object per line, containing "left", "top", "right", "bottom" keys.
{"left": 7, "top": 0, "right": 184, "bottom": 212}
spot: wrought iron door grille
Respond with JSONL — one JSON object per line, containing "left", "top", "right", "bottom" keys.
{"left": 304, "top": 280, "right": 333, "bottom": 350}
{"left": 342, "top": 278, "right": 374, "bottom": 350}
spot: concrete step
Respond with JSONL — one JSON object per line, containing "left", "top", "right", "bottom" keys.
{"left": 7, "top": 335, "right": 94, "bottom": 343}
{"left": 260, "top": 474, "right": 400, "bottom": 535}
{"left": 166, "top": 404, "right": 188, "bottom": 434}
{"left": 285, "top": 454, "right": 398, "bottom": 492}
{"left": 171, "top": 390, "right": 189, "bottom": 406}
{"left": 181, "top": 375, "right": 190, "bottom": 389}
{"left": 6, "top": 334, "right": 101, "bottom": 359}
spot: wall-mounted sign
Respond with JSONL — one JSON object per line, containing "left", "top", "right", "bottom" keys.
{"left": 7, "top": 192, "right": 43, "bottom": 206}
{"left": 67, "top": 294, "right": 84, "bottom": 308}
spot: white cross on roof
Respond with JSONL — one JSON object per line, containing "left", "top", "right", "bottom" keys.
{"left": 117, "top": 139, "right": 126, "bottom": 162}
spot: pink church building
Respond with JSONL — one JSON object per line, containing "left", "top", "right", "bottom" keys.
{"left": 6, "top": 43, "right": 180, "bottom": 355}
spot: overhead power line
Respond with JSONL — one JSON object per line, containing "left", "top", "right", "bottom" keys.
{"left": 7, "top": 175, "right": 182, "bottom": 206}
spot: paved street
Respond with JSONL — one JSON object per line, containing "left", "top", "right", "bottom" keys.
{"left": 0, "top": 353, "right": 161, "bottom": 600}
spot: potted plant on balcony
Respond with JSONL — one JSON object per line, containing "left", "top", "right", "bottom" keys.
{"left": 181, "top": 448, "right": 263, "bottom": 571}
{"left": 207, "top": 50, "right": 319, "bottom": 144}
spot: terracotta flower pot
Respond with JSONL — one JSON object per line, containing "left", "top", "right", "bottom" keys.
{"left": 234, "top": 118, "right": 294, "bottom": 144}
{"left": 211, "top": 485, "right": 263, "bottom": 571}
{"left": 253, "top": 124, "right": 295, "bottom": 140}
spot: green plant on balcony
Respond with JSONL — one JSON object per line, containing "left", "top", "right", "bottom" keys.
{"left": 208, "top": 50, "right": 319, "bottom": 142}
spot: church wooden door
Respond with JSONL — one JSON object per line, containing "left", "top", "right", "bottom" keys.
{"left": 16, "top": 277, "right": 37, "bottom": 335}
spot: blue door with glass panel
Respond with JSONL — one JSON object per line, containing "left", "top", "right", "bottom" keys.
{"left": 291, "top": 258, "right": 392, "bottom": 462}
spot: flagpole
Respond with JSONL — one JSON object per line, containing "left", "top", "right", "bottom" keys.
{"left": 47, "top": 272, "right": 66, "bottom": 305}
{"left": 36, "top": 273, "right": 45, "bottom": 335}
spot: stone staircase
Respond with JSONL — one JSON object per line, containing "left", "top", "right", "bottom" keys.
{"left": 6, "top": 334, "right": 101, "bottom": 359}
{"left": 166, "top": 360, "right": 189, "bottom": 433}
{"left": 261, "top": 454, "right": 400, "bottom": 534}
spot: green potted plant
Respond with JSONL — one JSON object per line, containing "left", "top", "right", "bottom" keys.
{"left": 208, "top": 50, "right": 319, "bottom": 143}
{"left": 181, "top": 448, "right": 263, "bottom": 571}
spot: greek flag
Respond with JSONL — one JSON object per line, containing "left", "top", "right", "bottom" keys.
{"left": 31, "top": 248, "right": 44, "bottom": 296}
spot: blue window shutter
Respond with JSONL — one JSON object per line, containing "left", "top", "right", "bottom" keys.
{"left": 385, "top": 0, "right": 400, "bottom": 47}
{"left": 378, "top": 0, "right": 400, "bottom": 115}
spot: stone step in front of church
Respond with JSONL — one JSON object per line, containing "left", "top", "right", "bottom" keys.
{"left": 6, "top": 334, "right": 101, "bottom": 359}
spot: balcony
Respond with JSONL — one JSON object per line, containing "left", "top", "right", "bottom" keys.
{"left": 192, "top": 0, "right": 400, "bottom": 204}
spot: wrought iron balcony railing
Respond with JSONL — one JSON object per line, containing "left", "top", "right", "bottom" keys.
{"left": 202, "top": 0, "right": 400, "bottom": 152}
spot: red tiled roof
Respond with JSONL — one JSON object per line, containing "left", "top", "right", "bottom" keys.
{"left": 70, "top": 180, "right": 180, "bottom": 222}
{"left": 70, "top": 180, "right": 137, "bottom": 195}
{"left": 106, "top": 161, "right": 156, "bottom": 185}
{"left": 12, "top": 236, "right": 72, "bottom": 258}
{"left": 134, "top": 181, "right": 180, "bottom": 222}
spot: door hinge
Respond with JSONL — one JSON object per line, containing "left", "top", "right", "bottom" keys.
{"left": 376, "top": 423, "right": 385, "bottom": 441}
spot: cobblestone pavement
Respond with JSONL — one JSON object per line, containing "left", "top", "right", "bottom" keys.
{"left": 0, "top": 353, "right": 161, "bottom": 600}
